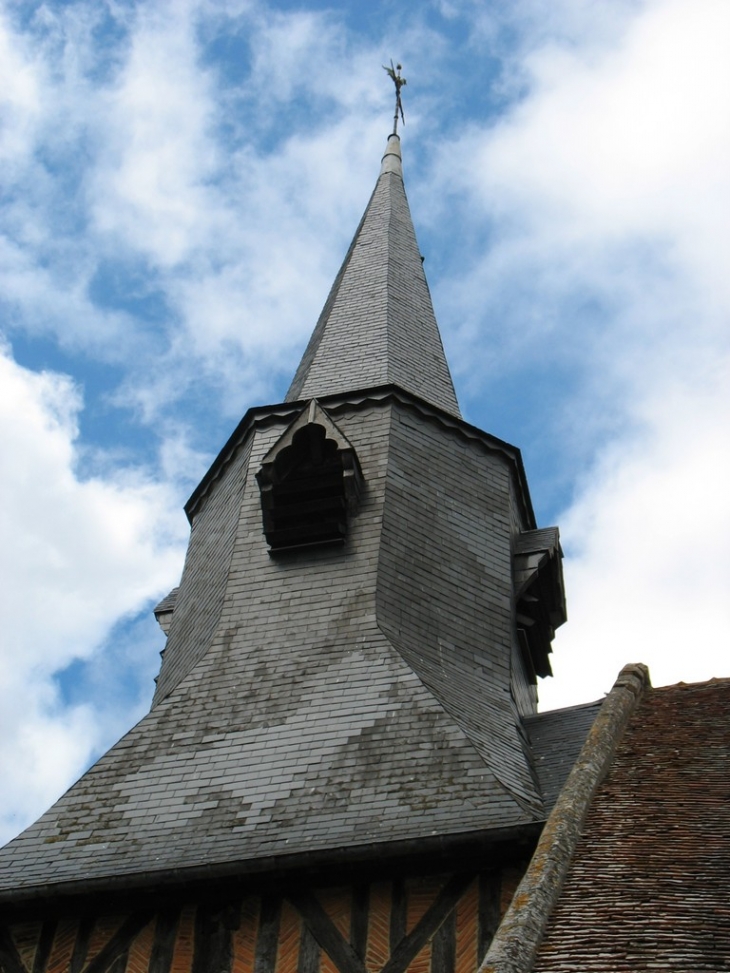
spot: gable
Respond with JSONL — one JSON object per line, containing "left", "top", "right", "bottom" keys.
{"left": 256, "top": 401, "right": 363, "bottom": 552}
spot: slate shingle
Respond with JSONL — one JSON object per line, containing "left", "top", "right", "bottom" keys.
{"left": 525, "top": 701, "right": 602, "bottom": 811}
{"left": 286, "top": 136, "right": 460, "bottom": 418}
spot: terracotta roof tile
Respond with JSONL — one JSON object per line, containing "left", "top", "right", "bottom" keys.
{"left": 534, "top": 678, "right": 730, "bottom": 972}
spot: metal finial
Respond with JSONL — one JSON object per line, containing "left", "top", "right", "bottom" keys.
{"left": 383, "top": 60, "right": 406, "bottom": 135}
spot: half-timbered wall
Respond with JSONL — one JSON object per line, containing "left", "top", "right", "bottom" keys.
{"left": 1, "top": 870, "right": 524, "bottom": 973}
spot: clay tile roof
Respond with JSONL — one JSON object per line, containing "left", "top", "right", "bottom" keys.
{"left": 534, "top": 678, "right": 730, "bottom": 972}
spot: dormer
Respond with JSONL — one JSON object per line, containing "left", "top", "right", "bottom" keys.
{"left": 153, "top": 586, "right": 178, "bottom": 636}
{"left": 256, "top": 400, "right": 363, "bottom": 552}
{"left": 514, "top": 527, "right": 567, "bottom": 682}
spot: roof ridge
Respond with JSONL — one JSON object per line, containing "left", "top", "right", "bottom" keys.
{"left": 479, "top": 663, "right": 651, "bottom": 973}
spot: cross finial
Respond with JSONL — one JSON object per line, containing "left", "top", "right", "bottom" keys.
{"left": 383, "top": 60, "right": 406, "bottom": 135}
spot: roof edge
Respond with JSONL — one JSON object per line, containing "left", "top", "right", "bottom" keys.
{"left": 0, "top": 824, "right": 541, "bottom": 914}
{"left": 185, "top": 385, "right": 537, "bottom": 527}
{"left": 479, "top": 662, "right": 651, "bottom": 973}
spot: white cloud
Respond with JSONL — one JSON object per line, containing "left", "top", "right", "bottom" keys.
{"left": 89, "top": 0, "right": 221, "bottom": 267}
{"left": 480, "top": 0, "right": 730, "bottom": 296}
{"left": 541, "top": 357, "right": 730, "bottom": 708}
{"left": 41, "top": 1, "right": 393, "bottom": 415}
{"left": 0, "top": 0, "right": 447, "bottom": 424}
{"left": 0, "top": 8, "right": 43, "bottom": 168}
{"left": 0, "top": 346, "right": 186, "bottom": 842}
{"left": 436, "top": 0, "right": 730, "bottom": 704}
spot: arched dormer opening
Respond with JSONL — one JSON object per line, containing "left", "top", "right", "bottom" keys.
{"left": 256, "top": 401, "right": 363, "bottom": 552}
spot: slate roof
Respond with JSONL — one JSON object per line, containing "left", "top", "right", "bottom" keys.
{"left": 0, "top": 621, "right": 535, "bottom": 898}
{"left": 286, "top": 135, "right": 461, "bottom": 418}
{"left": 534, "top": 678, "right": 730, "bottom": 972}
{"left": 525, "top": 700, "right": 602, "bottom": 811}
{"left": 153, "top": 586, "right": 178, "bottom": 615}
{"left": 0, "top": 132, "right": 560, "bottom": 904}
{"left": 0, "top": 398, "right": 544, "bottom": 901}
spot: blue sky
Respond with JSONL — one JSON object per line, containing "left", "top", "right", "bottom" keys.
{"left": 2, "top": 0, "right": 729, "bottom": 844}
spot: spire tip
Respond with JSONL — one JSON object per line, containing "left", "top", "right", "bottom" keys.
{"left": 383, "top": 60, "right": 406, "bottom": 135}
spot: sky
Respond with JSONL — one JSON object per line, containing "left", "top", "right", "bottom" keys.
{"left": 1, "top": 0, "right": 729, "bottom": 846}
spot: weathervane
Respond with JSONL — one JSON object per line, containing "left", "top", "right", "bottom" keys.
{"left": 383, "top": 60, "right": 406, "bottom": 135}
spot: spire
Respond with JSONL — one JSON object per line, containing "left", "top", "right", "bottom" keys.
{"left": 286, "top": 133, "right": 461, "bottom": 418}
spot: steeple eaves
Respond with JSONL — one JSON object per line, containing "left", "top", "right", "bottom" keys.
{"left": 286, "top": 135, "right": 461, "bottom": 419}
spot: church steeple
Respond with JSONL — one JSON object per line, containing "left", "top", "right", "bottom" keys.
{"left": 0, "top": 113, "right": 567, "bottom": 916}
{"left": 287, "top": 134, "right": 461, "bottom": 418}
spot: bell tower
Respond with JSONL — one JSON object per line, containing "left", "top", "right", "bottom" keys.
{"left": 0, "top": 128, "right": 567, "bottom": 973}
